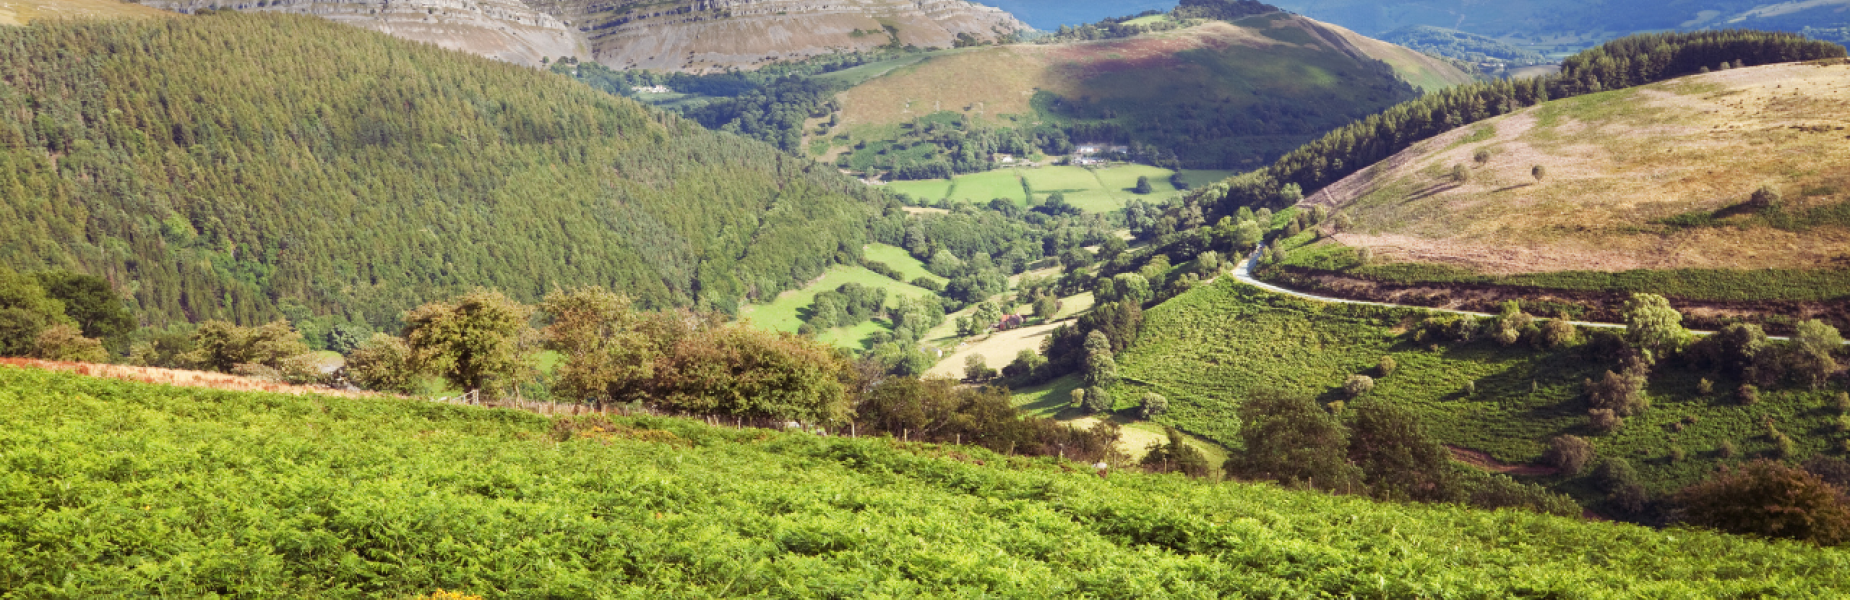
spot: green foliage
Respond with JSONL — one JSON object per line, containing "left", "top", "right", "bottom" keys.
{"left": 1545, "top": 435, "right": 1596, "bottom": 475}
{"left": 182, "top": 320, "right": 312, "bottom": 374}
{"left": 1382, "top": 25, "right": 1549, "bottom": 67}
{"left": 1116, "top": 279, "right": 1850, "bottom": 505}
{"left": 0, "top": 14, "right": 879, "bottom": 330}
{"left": 1140, "top": 426, "right": 1213, "bottom": 477}
{"left": 344, "top": 333, "right": 419, "bottom": 395}
{"left": 1624, "top": 293, "right": 1691, "bottom": 361}
{"left": 404, "top": 291, "right": 533, "bottom": 397}
{"left": 31, "top": 324, "right": 109, "bottom": 364}
{"left": 1139, "top": 392, "right": 1170, "bottom": 418}
{"left": 32, "top": 271, "right": 134, "bottom": 353}
{"left": 0, "top": 266, "right": 69, "bottom": 357}
{"left": 1226, "top": 392, "right": 1365, "bottom": 493}
{"left": 855, "top": 378, "right": 1117, "bottom": 462}
{"left": 4, "top": 367, "right": 1845, "bottom": 595}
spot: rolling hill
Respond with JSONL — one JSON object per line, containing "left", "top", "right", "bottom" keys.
{"left": 0, "top": 12, "right": 883, "bottom": 331}
{"left": 5, "top": 364, "right": 1846, "bottom": 595}
{"left": 134, "top": 0, "right": 1025, "bottom": 71}
{"left": 821, "top": 12, "right": 1476, "bottom": 171}
{"left": 0, "top": 0, "right": 170, "bottom": 24}
{"left": 1270, "top": 0, "right": 1850, "bottom": 53}
{"left": 1280, "top": 61, "right": 1850, "bottom": 319}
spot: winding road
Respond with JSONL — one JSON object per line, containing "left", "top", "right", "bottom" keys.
{"left": 1231, "top": 253, "right": 1801, "bottom": 341}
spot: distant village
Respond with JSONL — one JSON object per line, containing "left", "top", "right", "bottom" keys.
{"left": 988, "top": 143, "right": 1131, "bottom": 168}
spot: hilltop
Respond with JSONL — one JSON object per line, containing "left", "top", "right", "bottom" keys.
{"left": 0, "top": 12, "right": 882, "bottom": 331}
{"left": 821, "top": 12, "right": 1476, "bottom": 172}
{"left": 0, "top": 0, "right": 170, "bottom": 24}
{"left": 1277, "top": 61, "right": 1850, "bottom": 322}
{"left": 1272, "top": 0, "right": 1850, "bottom": 54}
{"left": 134, "top": 0, "right": 1024, "bottom": 70}
{"left": 3, "top": 365, "right": 1845, "bottom": 595}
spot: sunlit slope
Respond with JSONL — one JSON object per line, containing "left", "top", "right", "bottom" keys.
{"left": 2, "top": 365, "right": 1846, "bottom": 595}
{"left": 1304, "top": 61, "right": 1850, "bottom": 277}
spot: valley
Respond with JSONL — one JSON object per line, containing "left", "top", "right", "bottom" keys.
{"left": 3, "top": 4, "right": 1850, "bottom": 596}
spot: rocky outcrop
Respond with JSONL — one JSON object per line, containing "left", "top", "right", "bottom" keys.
{"left": 136, "top": 0, "right": 587, "bottom": 67}
{"left": 135, "top": 0, "right": 1024, "bottom": 71}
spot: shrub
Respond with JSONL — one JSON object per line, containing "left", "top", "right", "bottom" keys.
{"left": 1589, "top": 408, "right": 1622, "bottom": 433}
{"left": 1225, "top": 392, "right": 1364, "bottom": 494}
{"left": 1698, "top": 378, "right": 1714, "bottom": 395}
{"left": 1544, "top": 435, "right": 1595, "bottom": 475}
{"left": 1139, "top": 392, "right": 1169, "bottom": 418}
{"left": 1377, "top": 356, "right": 1397, "bottom": 377}
{"left": 1676, "top": 460, "right": 1850, "bottom": 546}
{"left": 345, "top": 333, "right": 420, "bottom": 394}
{"left": 964, "top": 354, "right": 995, "bottom": 382}
{"left": 1140, "top": 426, "right": 1211, "bottom": 478}
{"left": 1473, "top": 147, "right": 1492, "bottom": 164}
{"left": 1837, "top": 392, "right": 1850, "bottom": 414}
{"left": 1776, "top": 434, "right": 1798, "bottom": 460}
{"left": 1738, "top": 384, "right": 1759, "bottom": 406}
{"left": 1344, "top": 374, "right": 1375, "bottom": 398}
{"left": 1720, "top": 440, "right": 1737, "bottom": 458}
{"left": 1586, "top": 370, "right": 1648, "bottom": 416}
{"left": 1669, "top": 446, "right": 1687, "bottom": 463}
{"left": 1538, "top": 319, "right": 1579, "bottom": 348}
{"left": 1451, "top": 163, "right": 1470, "bottom": 184}
{"left": 32, "top": 324, "right": 108, "bottom": 363}
{"left": 1069, "top": 388, "right": 1086, "bottom": 408}
{"left": 1596, "top": 458, "right": 1649, "bottom": 513}
{"left": 1082, "top": 386, "right": 1112, "bottom": 415}
{"left": 1531, "top": 165, "right": 1546, "bottom": 181}
{"left": 182, "top": 320, "right": 312, "bottom": 374}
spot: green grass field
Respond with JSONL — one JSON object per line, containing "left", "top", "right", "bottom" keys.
{"left": 863, "top": 243, "right": 944, "bottom": 284}
{"left": 1115, "top": 278, "right": 1850, "bottom": 501}
{"left": 887, "top": 166, "right": 1222, "bottom": 212}
{"left": 945, "top": 169, "right": 1028, "bottom": 204}
{"left": 6, "top": 366, "right": 1845, "bottom": 596}
{"left": 742, "top": 265, "right": 934, "bottom": 348}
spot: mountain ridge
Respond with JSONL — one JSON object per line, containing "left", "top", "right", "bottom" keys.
{"left": 134, "top": 0, "right": 1025, "bottom": 71}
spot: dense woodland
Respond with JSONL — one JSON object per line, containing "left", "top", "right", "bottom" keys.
{"left": 0, "top": 13, "right": 886, "bottom": 339}
{"left": 1381, "top": 25, "right": 1550, "bottom": 67}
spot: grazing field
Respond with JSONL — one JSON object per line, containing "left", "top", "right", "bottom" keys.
{"left": 1011, "top": 374, "right": 1231, "bottom": 467}
{"left": 892, "top": 165, "right": 1215, "bottom": 212}
{"left": 1115, "top": 278, "right": 1850, "bottom": 499}
{"left": 944, "top": 169, "right": 1028, "bottom": 204}
{"left": 862, "top": 243, "right": 943, "bottom": 284}
{"left": 1303, "top": 63, "right": 1850, "bottom": 282}
{"left": 5, "top": 366, "right": 1845, "bottom": 596}
{"left": 741, "top": 265, "right": 933, "bottom": 342}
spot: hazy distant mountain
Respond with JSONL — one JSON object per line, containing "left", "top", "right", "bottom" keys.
{"left": 1267, "top": 0, "right": 1850, "bottom": 49}
{"left": 974, "top": 0, "right": 1177, "bottom": 29}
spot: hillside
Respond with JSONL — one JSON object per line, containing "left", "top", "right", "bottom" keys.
{"left": 4, "top": 365, "right": 1846, "bottom": 595}
{"left": 0, "top": 0, "right": 170, "bottom": 24}
{"left": 823, "top": 13, "right": 1476, "bottom": 171}
{"left": 0, "top": 13, "right": 882, "bottom": 331}
{"left": 1282, "top": 61, "right": 1850, "bottom": 315}
{"left": 136, "top": 0, "right": 1024, "bottom": 71}
{"left": 1271, "top": 0, "right": 1850, "bottom": 53}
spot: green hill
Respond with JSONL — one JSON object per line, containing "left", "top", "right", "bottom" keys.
{"left": 0, "top": 12, "right": 880, "bottom": 332}
{"left": 3, "top": 365, "right": 1845, "bottom": 596}
{"left": 1271, "top": 61, "right": 1850, "bottom": 328}
{"left": 821, "top": 13, "right": 1476, "bottom": 172}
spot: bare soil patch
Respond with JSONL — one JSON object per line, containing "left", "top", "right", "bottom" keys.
{"left": 1448, "top": 445, "right": 1559, "bottom": 477}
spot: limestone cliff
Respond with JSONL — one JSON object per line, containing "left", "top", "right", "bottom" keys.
{"left": 135, "top": 0, "right": 1024, "bottom": 71}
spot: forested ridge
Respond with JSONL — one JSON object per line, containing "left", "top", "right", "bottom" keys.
{"left": 0, "top": 12, "right": 881, "bottom": 333}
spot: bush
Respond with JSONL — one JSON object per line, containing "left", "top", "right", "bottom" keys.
{"left": 1837, "top": 392, "right": 1850, "bottom": 414}
{"left": 345, "top": 333, "right": 420, "bottom": 394}
{"left": 964, "top": 354, "right": 995, "bottom": 382}
{"left": 1138, "top": 392, "right": 1169, "bottom": 418}
{"left": 1081, "top": 386, "right": 1113, "bottom": 415}
{"left": 1586, "top": 370, "right": 1648, "bottom": 416}
{"left": 1225, "top": 392, "right": 1364, "bottom": 494}
{"left": 1669, "top": 446, "right": 1687, "bottom": 463}
{"left": 1544, "top": 435, "right": 1595, "bottom": 475}
{"left": 1589, "top": 408, "right": 1622, "bottom": 433}
{"left": 1738, "top": 384, "right": 1760, "bottom": 406}
{"left": 32, "top": 324, "right": 108, "bottom": 363}
{"left": 1698, "top": 378, "right": 1714, "bottom": 395}
{"left": 1719, "top": 440, "right": 1738, "bottom": 459}
{"left": 1596, "top": 458, "right": 1649, "bottom": 513}
{"left": 1344, "top": 374, "right": 1375, "bottom": 398}
{"left": 1676, "top": 460, "right": 1850, "bottom": 546}
{"left": 1139, "top": 426, "right": 1211, "bottom": 478}
{"left": 1538, "top": 319, "right": 1578, "bottom": 348}
{"left": 1376, "top": 356, "right": 1397, "bottom": 377}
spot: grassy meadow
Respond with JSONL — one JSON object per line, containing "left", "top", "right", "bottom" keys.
{"left": 891, "top": 165, "right": 1225, "bottom": 212}
{"left": 862, "top": 243, "right": 944, "bottom": 284}
{"left": 1114, "top": 278, "right": 1850, "bottom": 500}
{"left": 741, "top": 264, "right": 933, "bottom": 349}
{"left": 4, "top": 366, "right": 1845, "bottom": 596}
